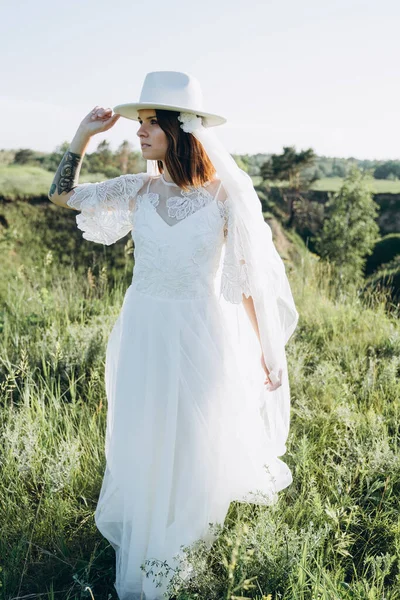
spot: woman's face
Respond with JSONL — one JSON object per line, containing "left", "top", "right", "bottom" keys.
{"left": 136, "top": 109, "right": 168, "bottom": 161}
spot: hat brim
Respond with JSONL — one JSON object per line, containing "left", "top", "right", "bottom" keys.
{"left": 113, "top": 102, "right": 227, "bottom": 128}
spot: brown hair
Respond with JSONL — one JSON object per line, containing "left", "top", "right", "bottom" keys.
{"left": 154, "top": 109, "right": 216, "bottom": 191}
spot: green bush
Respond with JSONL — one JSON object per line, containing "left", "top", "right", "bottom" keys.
{"left": 365, "top": 233, "right": 400, "bottom": 275}
{"left": 364, "top": 255, "right": 400, "bottom": 305}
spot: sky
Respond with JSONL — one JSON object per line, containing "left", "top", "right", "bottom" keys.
{"left": 1, "top": 0, "right": 399, "bottom": 160}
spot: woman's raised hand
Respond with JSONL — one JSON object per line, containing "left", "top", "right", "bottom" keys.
{"left": 78, "top": 106, "right": 121, "bottom": 137}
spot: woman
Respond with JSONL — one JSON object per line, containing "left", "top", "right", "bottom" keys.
{"left": 48, "top": 71, "right": 299, "bottom": 600}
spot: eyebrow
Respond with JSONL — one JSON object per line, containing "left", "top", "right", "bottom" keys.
{"left": 138, "top": 115, "right": 157, "bottom": 120}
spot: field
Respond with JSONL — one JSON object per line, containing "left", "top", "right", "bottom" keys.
{"left": 0, "top": 165, "right": 110, "bottom": 201}
{"left": 310, "top": 177, "right": 400, "bottom": 194}
{"left": 0, "top": 208, "right": 399, "bottom": 599}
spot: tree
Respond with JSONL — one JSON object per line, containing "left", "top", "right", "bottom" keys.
{"left": 13, "top": 149, "right": 36, "bottom": 165}
{"left": 260, "top": 145, "right": 317, "bottom": 190}
{"left": 88, "top": 140, "right": 114, "bottom": 174}
{"left": 232, "top": 154, "right": 249, "bottom": 172}
{"left": 374, "top": 161, "right": 400, "bottom": 180}
{"left": 260, "top": 145, "right": 317, "bottom": 227}
{"left": 116, "top": 140, "right": 133, "bottom": 174}
{"left": 314, "top": 167, "right": 380, "bottom": 287}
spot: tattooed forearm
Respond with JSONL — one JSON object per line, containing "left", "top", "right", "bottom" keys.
{"left": 48, "top": 150, "right": 83, "bottom": 198}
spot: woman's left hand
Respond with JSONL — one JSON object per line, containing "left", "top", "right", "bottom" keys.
{"left": 261, "top": 354, "right": 283, "bottom": 391}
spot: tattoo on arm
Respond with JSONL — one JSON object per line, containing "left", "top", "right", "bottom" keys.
{"left": 49, "top": 150, "right": 82, "bottom": 198}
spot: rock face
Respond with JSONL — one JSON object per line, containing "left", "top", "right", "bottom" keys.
{"left": 265, "top": 215, "right": 302, "bottom": 267}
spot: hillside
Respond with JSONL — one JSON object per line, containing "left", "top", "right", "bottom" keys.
{"left": 0, "top": 198, "right": 399, "bottom": 599}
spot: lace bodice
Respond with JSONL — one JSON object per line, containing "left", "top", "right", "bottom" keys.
{"left": 67, "top": 172, "right": 251, "bottom": 303}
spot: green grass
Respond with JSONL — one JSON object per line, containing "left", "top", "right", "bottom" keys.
{"left": 0, "top": 226, "right": 399, "bottom": 599}
{"left": 0, "top": 165, "right": 109, "bottom": 201}
{"left": 310, "top": 177, "right": 400, "bottom": 194}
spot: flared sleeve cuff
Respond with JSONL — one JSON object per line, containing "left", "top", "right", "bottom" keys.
{"left": 66, "top": 172, "right": 147, "bottom": 246}
{"left": 220, "top": 197, "right": 252, "bottom": 303}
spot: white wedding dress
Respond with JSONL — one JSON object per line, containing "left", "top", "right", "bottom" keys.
{"left": 67, "top": 172, "right": 293, "bottom": 600}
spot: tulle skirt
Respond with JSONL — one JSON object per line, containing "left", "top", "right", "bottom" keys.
{"left": 94, "top": 281, "right": 292, "bottom": 600}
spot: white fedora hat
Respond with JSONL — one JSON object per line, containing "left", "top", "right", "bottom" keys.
{"left": 113, "top": 70, "right": 227, "bottom": 128}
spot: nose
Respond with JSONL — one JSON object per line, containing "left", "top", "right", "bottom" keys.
{"left": 137, "top": 123, "right": 148, "bottom": 139}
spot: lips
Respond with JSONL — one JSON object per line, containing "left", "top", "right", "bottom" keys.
{"left": 141, "top": 144, "right": 151, "bottom": 148}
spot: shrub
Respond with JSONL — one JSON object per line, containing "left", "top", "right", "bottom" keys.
{"left": 365, "top": 233, "right": 400, "bottom": 275}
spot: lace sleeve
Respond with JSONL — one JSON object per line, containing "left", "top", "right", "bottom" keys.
{"left": 220, "top": 196, "right": 252, "bottom": 303}
{"left": 66, "top": 172, "right": 148, "bottom": 245}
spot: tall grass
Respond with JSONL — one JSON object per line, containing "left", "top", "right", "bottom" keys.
{"left": 0, "top": 240, "right": 399, "bottom": 599}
